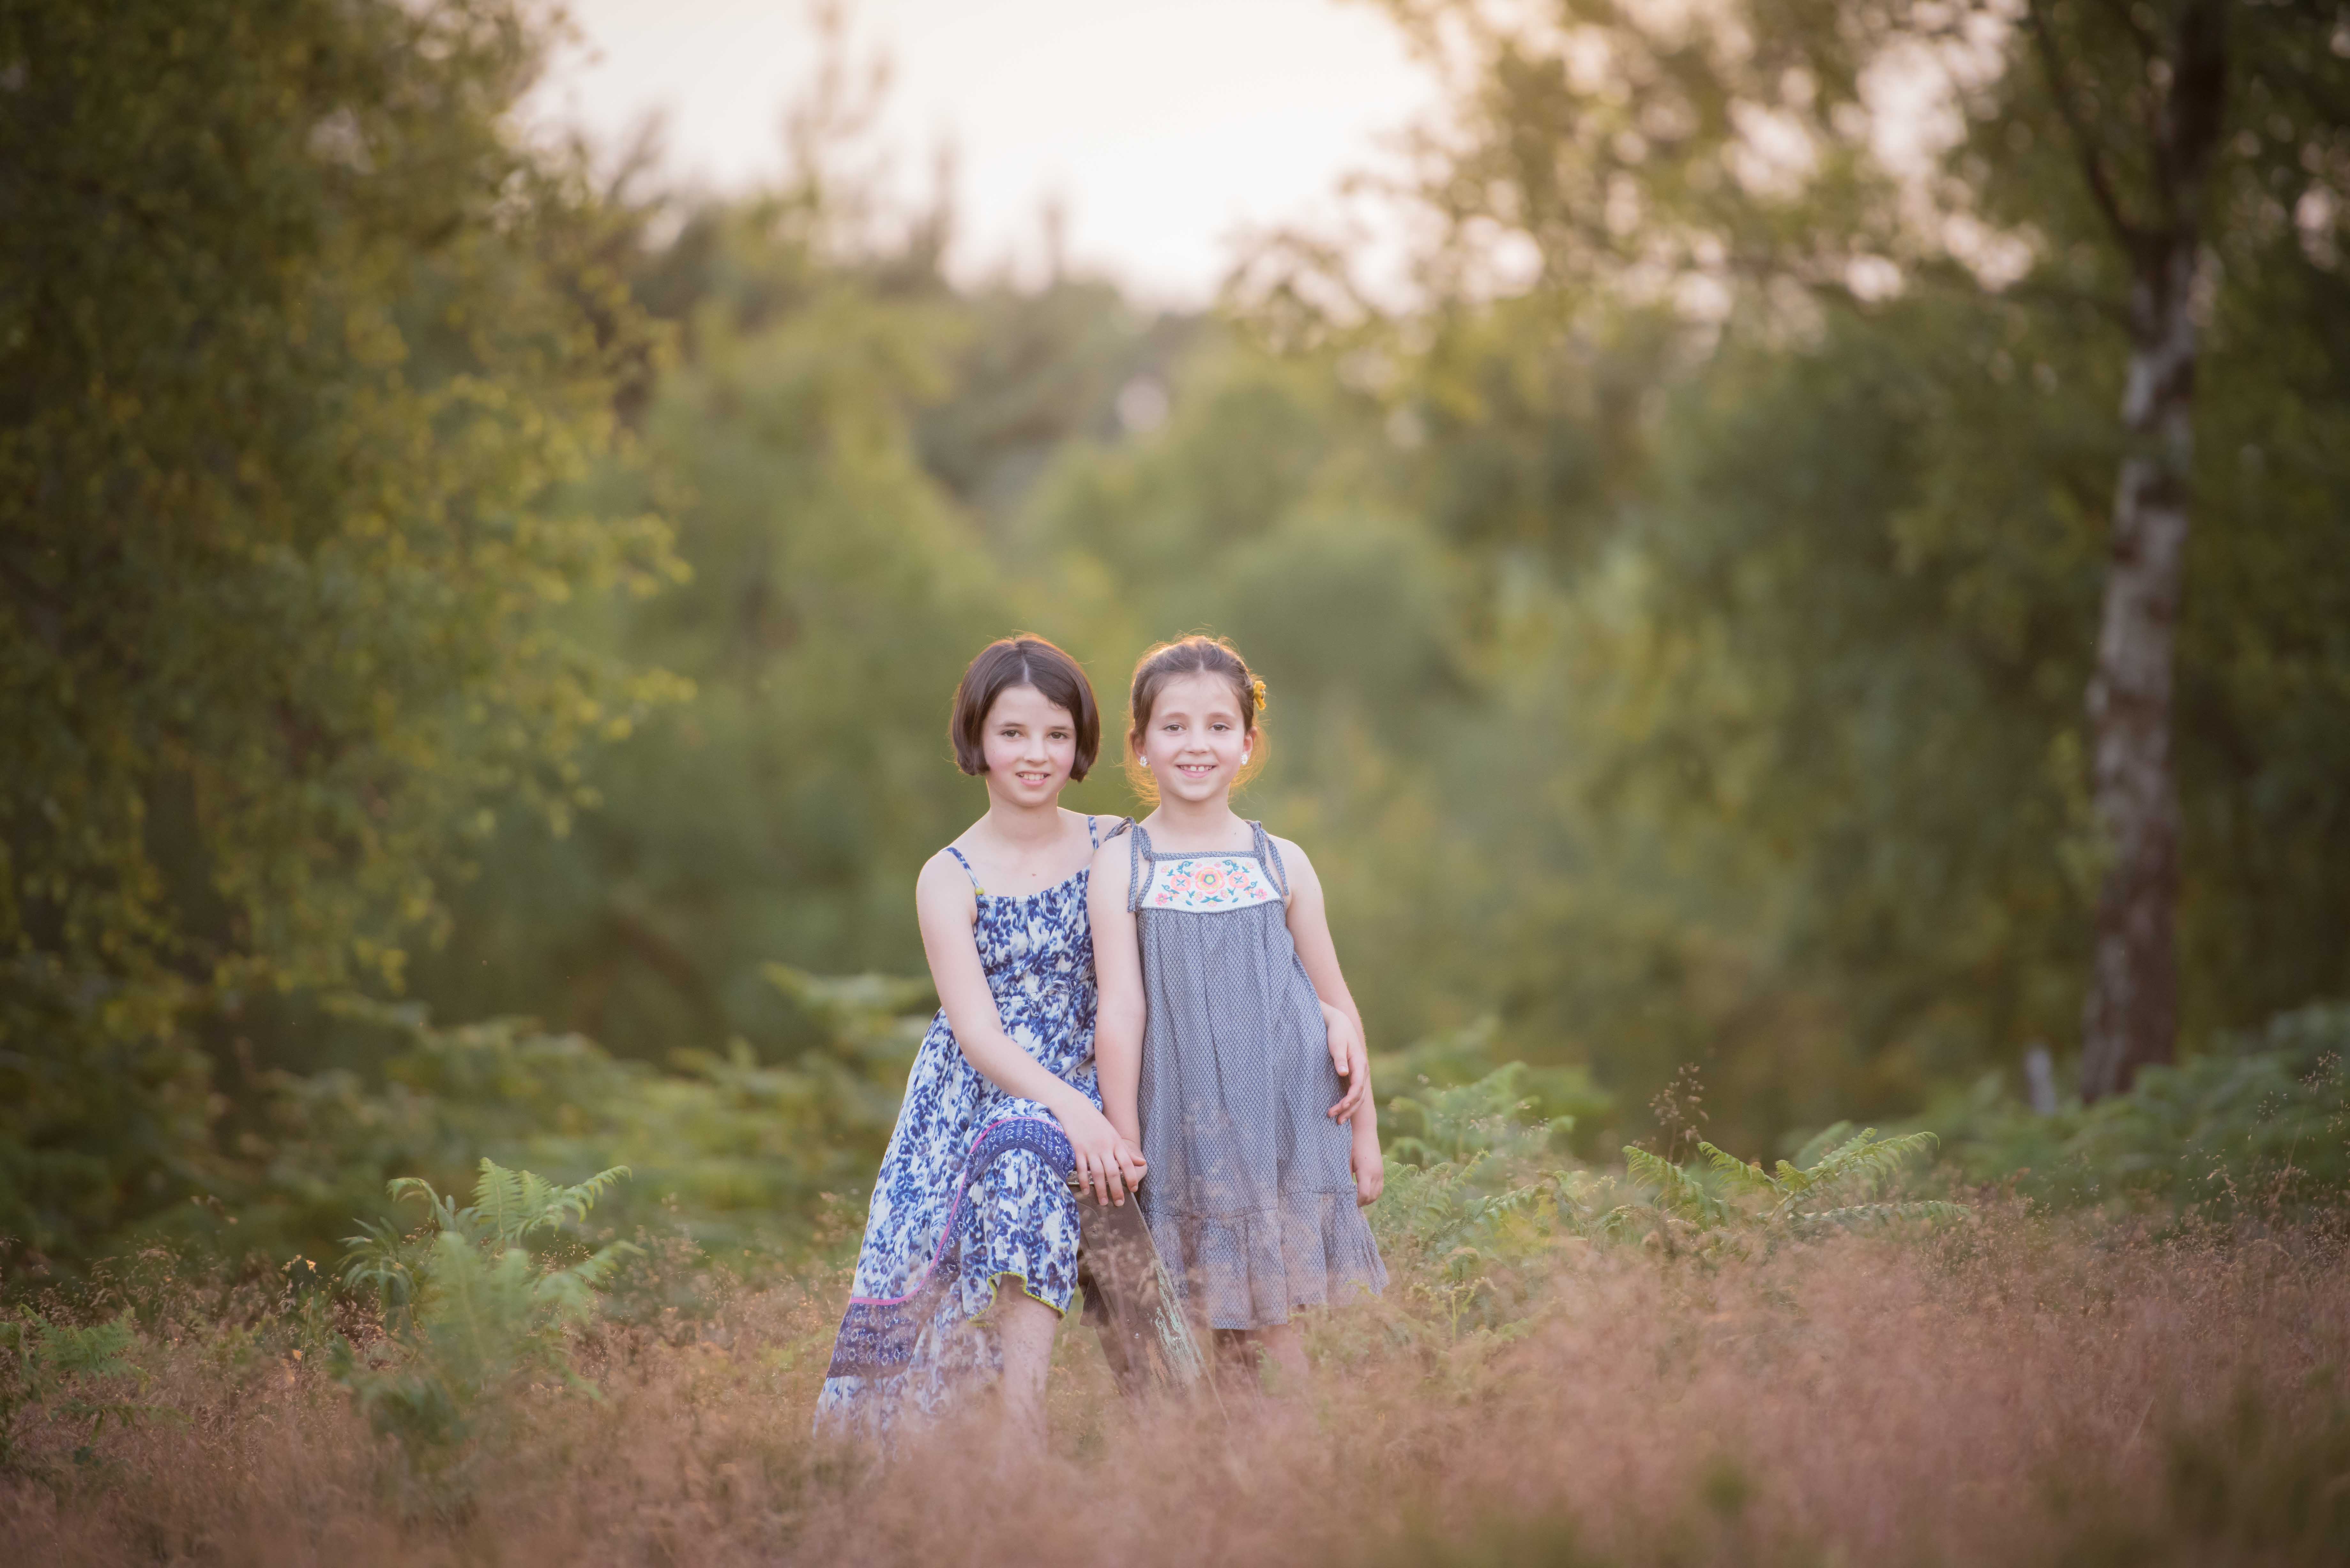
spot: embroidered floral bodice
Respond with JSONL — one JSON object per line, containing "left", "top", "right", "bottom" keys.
{"left": 1138, "top": 850, "right": 1285, "bottom": 912}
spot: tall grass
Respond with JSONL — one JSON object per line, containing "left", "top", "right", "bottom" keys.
{"left": 4, "top": 1191, "right": 2345, "bottom": 1565}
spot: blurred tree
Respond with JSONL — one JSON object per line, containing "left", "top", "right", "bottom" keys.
{"left": 0, "top": 0, "right": 681, "bottom": 1259}
{"left": 1937, "top": 0, "right": 2348, "bottom": 1095}
{"left": 409, "top": 191, "right": 1013, "bottom": 1062}
{"left": 2010, "top": 0, "right": 2229, "bottom": 1100}
{"left": 916, "top": 278, "right": 1198, "bottom": 533}
{"left": 1281, "top": 0, "right": 2350, "bottom": 1122}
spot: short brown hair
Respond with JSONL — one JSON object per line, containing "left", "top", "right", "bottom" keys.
{"left": 950, "top": 635, "right": 1102, "bottom": 780}
{"left": 1124, "top": 634, "right": 1267, "bottom": 801}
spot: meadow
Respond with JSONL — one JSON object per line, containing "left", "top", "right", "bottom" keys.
{"left": 6, "top": 1052, "right": 2348, "bottom": 1567}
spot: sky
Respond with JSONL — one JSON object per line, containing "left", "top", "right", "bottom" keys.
{"left": 528, "top": 0, "right": 1437, "bottom": 305}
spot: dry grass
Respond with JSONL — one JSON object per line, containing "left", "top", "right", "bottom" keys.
{"left": 5, "top": 1209, "right": 2348, "bottom": 1566}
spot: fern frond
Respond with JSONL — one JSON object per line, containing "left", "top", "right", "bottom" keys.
{"left": 1817, "top": 1127, "right": 1881, "bottom": 1169}
{"left": 1700, "top": 1141, "right": 1777, "bottom": 1197}
{"left": 386, "top": 1176, "right": 442, "bottom": 1210}
{"left": 473, "top": 1158, "right": 561, "bottom": 1246}
{"left": 340, "top": 1217, "right": 419, "bottom": 1309}
{"left": 40, "top": 1315, "right": 135, "bottom": 1377}
{"left": 1386, "top": 1135, "right": 1443, "bottom": 1167}
{"left": 1792, "top": 1121, "right": 1856, "bottom": 1172}
{"left": 1622, "top": 1146, "right": 1675, "bottom": 1191}
{"left": 1799, "top": 1130, "right": 1940, "bottom": 1209}
{"left": 533, "top": 1240, "right": 642, "bottom": 1324}
{"left": 550, "top": 1165, "right": 633, "bottom": 1227}
{"left": 1472, "top": 1180, "right": 1554, "bottom": 1223}
{"left": 1624, "top": 1146, "right": 1733, "bottom": 1227}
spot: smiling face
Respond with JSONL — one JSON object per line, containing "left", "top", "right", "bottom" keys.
{"left": 979, "top": 682, "right": 1080, "bottom": 808}
{"left": 1132, "top": 669, "right": 1253, "bottom": 806}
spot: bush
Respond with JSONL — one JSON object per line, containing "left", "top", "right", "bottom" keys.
{"left": 333, "top": 1159, "right": 637, "bottom": 1495}
{"left": 1625, "top": 1125, "right": 1963, "bottom": 1248}
{"left": 1931, "top": 1001, "right": 2350, "bottom": 1212}
{"left": 104, "top": 971, "right": 931, "bottom": 1282}
{"left": 0, "top": 1310, "right": 163, "bottom": 1475}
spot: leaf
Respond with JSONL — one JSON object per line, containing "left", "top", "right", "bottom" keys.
{"left": 472, "top": 1159, "right": 557, "bottom": 1247}
{"left": 40, "top": 1315, "right": 135, "bottom": 1379}
{"left": 1792, "top": 1121, "right": 1856, "bottom": 1172}
{"left": 1701, "top": 1141, "right": 1777, "bottom": 1197}
{"left": 1625, "top": 1146, "right": 1735, "bottom": 1227}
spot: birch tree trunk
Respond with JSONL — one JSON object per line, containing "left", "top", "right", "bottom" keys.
{"left": 2076, "top": 237, "right": 2197, "bottom": 1102}
{"left": 2067, "top": 0, "right": 2229, "bottom": 1101}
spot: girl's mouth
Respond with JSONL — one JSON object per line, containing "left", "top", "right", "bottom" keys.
{"left": 1015, "top": 769, "right": 1052, "bottom": 785}
{"left": 1175, "top": 763, "right": 1216, "bottom": 777}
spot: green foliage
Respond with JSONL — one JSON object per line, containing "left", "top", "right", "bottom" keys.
{"left": 1935, "top": 1002, "right": 2350, "bottom": 1213}
{"left": 1370, "top": 1063, "right": 1638, "bottom": 1336}
{"left": 1216, "top": 0, "right": 2350, "bottom": 1142}
{"left": 1383, "top": 1071, "right": 1568, "bottom": 1176}
{"left": 0, "top": 1310, "right": 162, "bottom": 1474}
{"left": 0, "top": 0, "right": 683, "bottom": 1262}
{"left": 332, "top": 1159, "right": 636, "bottom": 1483}
{"left": 6, "top": 0, "right": 2349, "bottom": 1278}
{"left": 164, "top": 982, "right": 923, "bottom": 1271}
{"left": 1616, "top": 1119, "right": 1963, "bottom": 1253}
{"left": 406, "top": 189, "right": 1008, "bottom": 1065}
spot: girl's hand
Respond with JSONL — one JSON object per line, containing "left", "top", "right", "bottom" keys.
{"left": 1113, "top": 1136, "right": 1148, "bottom": 1196}
{"left": 1321, "top": 1000, "right": 1370, "bottom": 1122}
{"left": 1057, "top": 1097, "right": 1135, "bottom": 1206}
{"left": 1351, "top": 1124, "right": 1384, "bottom": 1207}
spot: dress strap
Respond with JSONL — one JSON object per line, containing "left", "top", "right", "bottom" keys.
{"left": 1252, "top": 822, "right": 1290, "bottom": 899}
{"left": 943, "top": 845, "right": 984, "bottom": 896}
{"left": 1127, "top": 824, "right": 1150, "bottom": 912}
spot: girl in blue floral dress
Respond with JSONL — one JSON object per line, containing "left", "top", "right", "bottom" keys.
{"left": 816, "top": 636, "right": 1148, "bottom": 1447}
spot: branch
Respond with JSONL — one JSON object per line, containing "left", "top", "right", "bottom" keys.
{"left": 2161, "top": 0, "right": 2231, "bottom": 221}
{"left": 2023, "top": 0, "right": 2146, "bottom": 251}
{"left": 2090, "top": 0, "right": 2161, "bottom": 69}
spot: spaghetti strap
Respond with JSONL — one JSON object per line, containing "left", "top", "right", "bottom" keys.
{"left": 1252, "top": 821, "right": 1290, "bottom": 898}
{"left": 943, "top": 845, "right": 984, "bottom": 896}
{"left": 1127, "top": 823, "right": 1150, "bottom": 913}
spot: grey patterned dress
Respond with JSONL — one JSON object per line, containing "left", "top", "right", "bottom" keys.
{"left": 1127, "top": 821, "right": 1386, "bottom": 1330}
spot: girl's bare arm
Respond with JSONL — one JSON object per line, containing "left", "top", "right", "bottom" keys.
{"left": 1087, "top": 838, "right": 1148, "bottom": 1157}
{"left": 917, "top": 852, "right": 1133, "bottom": 1203}
{"left": 1277, "top": 837, "right": 1373, "bottom": 1126}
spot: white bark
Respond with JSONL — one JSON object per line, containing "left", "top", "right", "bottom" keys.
{"left": 2072, "top": 0, "right": 2228, "bottom": 1101}
{"left": 2078, "top": 237, "right": 2198, "bottom": 1102}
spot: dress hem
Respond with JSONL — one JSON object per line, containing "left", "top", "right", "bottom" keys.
{"left": 981, "top": 1268, "right": 1071, "bottom": 1319}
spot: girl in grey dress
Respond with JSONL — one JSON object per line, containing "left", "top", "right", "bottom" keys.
{"left": 1091, "top": 635, "right": 1385, "bottom": 1387}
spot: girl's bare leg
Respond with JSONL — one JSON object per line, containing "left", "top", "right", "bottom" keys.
{"left": 1252, "top": 1322, "right": 1311, "bottom": 1395}
{"left": 993, "top": 1281, "right": 1059, "bottom": 1453}
{"left": 1211, "top": 1323, "right": 1311, "bottom": 1401}
{"left": 1210, "top": 1326, "right": 1259, "bottom": 1396}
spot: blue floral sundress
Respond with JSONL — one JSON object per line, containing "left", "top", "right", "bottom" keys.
{"left": 815, "top": 815, "right": 1126, "bottom": 1443}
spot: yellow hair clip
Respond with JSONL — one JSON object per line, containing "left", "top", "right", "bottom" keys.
{"left": 1250, "top": 677, "right": 1268, "bottom": 711}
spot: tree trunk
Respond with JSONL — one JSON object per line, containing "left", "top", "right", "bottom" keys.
{"left": 2077, "top": 237, "right": 2197, "bottom": 1102}
{"left": 2075, "top": 0, "right": 2228, "bottom": 1102}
